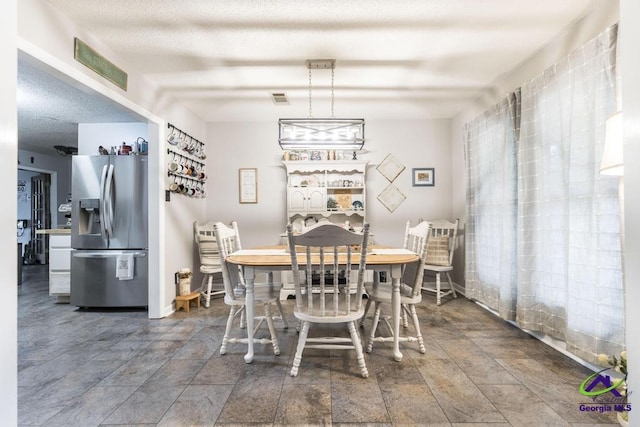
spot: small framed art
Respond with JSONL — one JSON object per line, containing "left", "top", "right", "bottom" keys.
{"left": 412, "top": 168, "right": 435, "bottom": 187}
{"left": 239, "top": 168, "right": 258, "bottom": 203}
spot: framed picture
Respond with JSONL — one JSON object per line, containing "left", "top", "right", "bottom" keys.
{"left": 239, "top": 168, "right": 258, "bottom": 203}
{"left": 377, "top": 184, "right": 406, "bottom": 213}
{"left": 376, "top": 153, "right": 405, "bottom": 182}
{"left": 412, "top": 168, "right": 435, "bottom": 187}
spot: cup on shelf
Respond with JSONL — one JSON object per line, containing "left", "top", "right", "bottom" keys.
{"left": 169, "top": 182, "right": 180, "bottom": 192}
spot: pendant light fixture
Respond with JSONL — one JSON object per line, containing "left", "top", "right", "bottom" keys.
{"left": 278, "top": 59, "right": 365, "bottom": 150}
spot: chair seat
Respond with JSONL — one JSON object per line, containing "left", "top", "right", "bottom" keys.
{"left": 200, "top": 264, "right": 221, "bottom": 274}
{"left": 365, "top": 282, "right": 422, "bottom": 305}
{"left": 424, "top": 264, "right": 452, "bottom": 272}
{"left": 293, "top": 304, "right": 364, "bottom": 324}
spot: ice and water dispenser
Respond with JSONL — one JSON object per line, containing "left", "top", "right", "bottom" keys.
{"left": 77, "top": 198, "right": 101, "bottom": 235}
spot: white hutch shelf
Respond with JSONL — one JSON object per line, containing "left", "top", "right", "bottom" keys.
{"left": 283, "top": 160, "right": 368, "bottom": 229}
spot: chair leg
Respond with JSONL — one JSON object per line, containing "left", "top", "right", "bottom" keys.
{"left": 291, "top": 321, "right": 310, "bottom": 377}
{"left": 201, "top": 274, "right": 213, "bottom": 308}
{"left": 408, "top": 304, "right": 425, "bottom": 353}
{"left": 435, "top": 272, "right": 442, "bottom": 305}
{"left": 360, "top": 297, "right": 372, "bottom": 328}
{"left": 274, "top": 298, "right": 289, "bottom": 329}
{"left": 446, "top": 272, "right": 457, "bottom": 298}
{"left": 239, "top": 308, "right": 246, "bottom": 329}
{"left": 348, "top": 320, "right": 369, "bottom": 378}
{"left": 263, "top": 303, "right": 280, "bottom": 356}
{"left": 366, "top": 302, "right": 381, "bottom": 353}
{"left": 220, "top": 305, "right": 237, "bottom": 355}
{"left": 401, "top": 303, "right": 409, "bottom": 328}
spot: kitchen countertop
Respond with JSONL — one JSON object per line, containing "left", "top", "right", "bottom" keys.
{"left": 36, "top": 228, "right": 72, "bottom": 235}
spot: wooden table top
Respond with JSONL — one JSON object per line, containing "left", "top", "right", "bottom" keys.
{"left": 226, "top": 246, "right": 419, "bottom": 267}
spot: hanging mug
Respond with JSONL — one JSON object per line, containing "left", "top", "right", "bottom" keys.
{"left": 167, "top": 130, "right": 181, "bottom": 145}
{"left": 168, "top": 161, "right": 180, "bottom": 172}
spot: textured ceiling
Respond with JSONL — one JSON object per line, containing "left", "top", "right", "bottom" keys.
{"left": 20, "top": 0, "right": 598, "bottom": 154}
{"left": 18, "top": 55, "right": 142, "bottom": 155}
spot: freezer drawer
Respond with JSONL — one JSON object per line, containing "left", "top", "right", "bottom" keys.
{"left": 70, "top": 250, "right": 148, "bottom": 308}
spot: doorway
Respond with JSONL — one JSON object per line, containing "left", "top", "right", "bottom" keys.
{"left": 17, "top": 169, "right": 55, "bottom": 265}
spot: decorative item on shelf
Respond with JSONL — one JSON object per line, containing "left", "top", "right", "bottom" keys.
{"left": 278, "top": 59, "right": 364, "bottom": 151}
{"left": 327, "top": 197, "right": 337, "bottom": 210}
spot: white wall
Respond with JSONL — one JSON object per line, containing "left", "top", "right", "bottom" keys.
{"left": 1, "top": 0, "right": 18, "bottom": 423}
{"left": 620, "top": 0, "right": 639, "bottom": 420}
{"left": 206, "top": 118, "right": 452, "bottom": 249}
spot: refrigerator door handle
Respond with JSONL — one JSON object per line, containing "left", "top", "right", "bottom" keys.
{"left": 99, "top": 164, "right": 109, "bottom": 239}
{"left": 104, "top": 164, "right": 115, "bottom": 238}
{"left": 72, "top": 251, "right": 147, "bottom": 259}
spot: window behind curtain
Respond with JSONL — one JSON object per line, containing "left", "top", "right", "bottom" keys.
{"left": 465, "top": 24, "right": 624, "bottom": 364}
{"left": 464, "top": 93, "right": 519, "bottom": 320}
{"left": 517, "top": 24, "right": 623, "bottom": 363}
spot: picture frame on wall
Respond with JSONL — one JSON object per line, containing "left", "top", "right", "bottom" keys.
{"left": 239, "top": 168, "right": 258, "bottom": 203}
{"left": 377, "top": 183, "right": 406, "bottom": 213}
{"left": 412, "top": 167, "right": 435, "bottom": 187}
{"left": 377, "top": 153, "right": 405, "bottom": 182}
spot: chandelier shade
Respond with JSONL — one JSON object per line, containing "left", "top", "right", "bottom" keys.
{"left": 278, "top": 118, "right": 365, "bottom": 150}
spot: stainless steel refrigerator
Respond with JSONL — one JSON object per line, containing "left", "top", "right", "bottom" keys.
{"left": 71, "top": 155, "right": 148, "bottom": 308}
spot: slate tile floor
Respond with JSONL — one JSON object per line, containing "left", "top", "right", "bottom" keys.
{"left": 18, "top": 264, "right": 619, "bottom": 426}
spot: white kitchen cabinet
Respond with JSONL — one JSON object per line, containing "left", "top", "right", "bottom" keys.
{"left": 287, "top": 187, "right": 327, "bottom": 212}
{"left": 49, "top": 234, "right": 71, "bottom": 302}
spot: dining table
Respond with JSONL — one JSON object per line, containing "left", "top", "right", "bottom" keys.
{"left": 226, "top": 245, "right": 420, "bottom": 364}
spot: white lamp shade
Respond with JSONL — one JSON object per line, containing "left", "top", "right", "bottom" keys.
{"left": 600, "top": 112, "right": 624, "bottom": 176}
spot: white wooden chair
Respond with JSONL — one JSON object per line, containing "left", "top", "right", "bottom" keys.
{"left": 364, "top": 220, "right": 431, "bottom": 354}
{"left": 214, "top": 221, "right": 282, "bottom": 356}
{"left": 286, "top": 222, "right": 370, "bottom": 378}
{"left": 421, "top": 218, "right": 459, "bottom": 305}
{"left": 193, "top": 221, "right": 224, "bottom": 308}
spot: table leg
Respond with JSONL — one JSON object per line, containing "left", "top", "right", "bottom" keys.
{"left": 244, "top": 266, "right": 256, "bottom": 364}
{"left": 390, "top": 264, "right": 403, "bottom": 362}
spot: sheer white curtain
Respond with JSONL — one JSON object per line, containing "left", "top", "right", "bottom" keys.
{"left": 517, "top": 25, "right": 623, "bottom": 363}
{"left": 465, "top": 25, "right": 624, "bottom": 364}
{"left": 465, "top": 93, "right": 519, "bottom": 320}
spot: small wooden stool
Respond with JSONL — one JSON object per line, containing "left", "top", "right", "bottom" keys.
{"left": 175, "top": 291, "right": 201, "bottom": 312}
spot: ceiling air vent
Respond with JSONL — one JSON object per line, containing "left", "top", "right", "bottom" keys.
{"left": 271, "top": 92, "right": 289, "bottom": 105}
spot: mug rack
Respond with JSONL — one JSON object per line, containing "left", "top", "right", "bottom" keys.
{"left": 166, "top": 123, "right": 207, "bottom": 198}
{"left": 167, "top": 123, "right": 207, "bottom": 160}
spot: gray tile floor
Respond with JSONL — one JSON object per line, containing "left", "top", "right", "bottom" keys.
{"left": 18, "top": 264, "right": 619, "bottom": 426}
